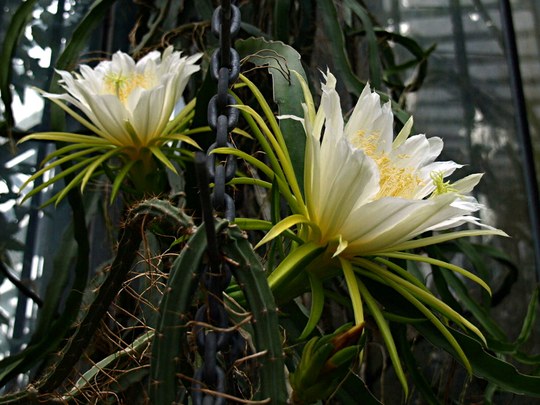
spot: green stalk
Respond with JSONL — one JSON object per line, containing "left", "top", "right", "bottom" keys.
{"left": 149, "top": 221, "right": 223, "bottom": 404}
{"left": 267, "top": 242, "right": 325, "bottom": 294}
{"left": 221, "top": 225, "right": 288, "bottom": 402}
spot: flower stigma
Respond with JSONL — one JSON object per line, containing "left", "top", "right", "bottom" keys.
{"left": 430, "top": 171, "right": 457, "bottom": 196}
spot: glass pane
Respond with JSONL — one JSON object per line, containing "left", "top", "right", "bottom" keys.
{"left": 374, "top": 0, "right": 540, "bottom": 401}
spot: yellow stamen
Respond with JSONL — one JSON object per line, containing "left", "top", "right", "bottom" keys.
{"left": 354, "top": 131, "right": 423, "bottom": 199}
{"left": 104, "top": 72, "right": 152, "bottom": 104}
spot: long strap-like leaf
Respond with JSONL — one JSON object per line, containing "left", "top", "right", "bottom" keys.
{"left": 0, "top": 0, "right": 39, "bottom": 131}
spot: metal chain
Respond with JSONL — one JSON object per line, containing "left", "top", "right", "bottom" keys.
{"left": 192, "top": 1, "right": 242, "bottom": 404}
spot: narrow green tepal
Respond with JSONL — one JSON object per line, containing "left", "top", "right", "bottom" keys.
{"left": 236, "top": 37, "right": 308, "bottom": 192}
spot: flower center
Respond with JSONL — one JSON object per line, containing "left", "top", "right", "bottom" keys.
{"left": 104, "top": 71, "right": 152, "bottom": 104}
{"left": 354, "top": 131, "right": 423, "bottom": 199}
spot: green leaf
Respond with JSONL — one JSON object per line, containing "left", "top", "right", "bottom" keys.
{"left": 236, "top": 37, "right": 308, "bottom": 190}
{"left": 416, "top": 323, "right": 540, "bottom": 397}
{"left": 431, "top": 266, "right": 464, "bottom": 312}
{"left": 438, "top": 265, "right": 507, "bottom": 341}
{"left": 341, "top": 258, "right": 364, "bottom": 326}
{"left": 472, "top": 243, "right": 518, "bottom": 306}
{"left": 268, "top": 242, "right": 326, "bottom": 303}
{"left": 21, "top": 158, "right": 94, "bottom": 204}
{"left": 19, "top": 132, "right": 111, "bottom": 145}
{"left": 515, "top": 287, "right": 539, "bottom": 348}
{"left": 376, "top": 229, "right": 507, "bottom": 254}
{"left": 211, "top": 146, "right": 275, "bottom": 180}
{"left": 396, "top": 325, "right": 440, "bottom": 405}
{"left": 374, "top": 28, "right": 435, "bottom": 92}
{"left": 229, "top": 177, "right": 271, "bottom": 189}
{"left": 383, "top": 251, "right": 491, "bottom": 295}
{"left": 316, "top": 0, "right": 364, "bottom": 96}
{"left": 80, "top": 148, "right": 121, "bottom": 190}
{"left": 335, "top": 372, "right": 382, "bottom": 404}
{"left": 148, "top": 145, "right": 177, "bottom": 173}
{"left": 233, "top": 217, "right": 303, "bottom": 244}
{"left": 354, "top": 257, "right": 486, "bottom": 345}
{"left": 19, "top": 145, "right": 103, "bottom": 192}
{"left": 256, "top": 214, "right": 319, "bottom": 248}
{"left": 342, "top": 0, "right": 381, "bottom": 88}
{"left": 356, "top": 277, "right": 408, "bottom": 397}
{"left": 0, "top": 0, "right": 39, "bottom": 130}
{"left": 110, "top": 159, "right": 136, "bottom": 203}
{"left": 273, "top": 0, "right": 291, "bottom": 42}
{"left": 451, "top": 238, "right": 492, "bottom": 304}
{"left": 234, "top": 77, "right": 306, "bottom": 211}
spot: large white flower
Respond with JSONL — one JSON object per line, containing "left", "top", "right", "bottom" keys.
{"left": 290, "top": 71, "right": 502, "bottom": 257}
{"left": 20, "top": 47, "right": 202, "bottom": 204}
{"left": 46, "top": 46, "right": 201, "bottom": 152}
{"left": 236, "top": 71, "right": 507, "bottom": 394}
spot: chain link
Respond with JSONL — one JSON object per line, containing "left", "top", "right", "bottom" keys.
{"left": 192, "top": 1, "right": 242, "bottom": 404}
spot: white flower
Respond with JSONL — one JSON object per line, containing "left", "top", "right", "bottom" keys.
{"left": 46, "top": 46, "right": 201, "bottom": 151}
{"left": 263, "top": 70, "right": 505, "bottom": 257}
{"left": 239, "top": 71, "right": 506, "bottom": 388}
{"left": 19, "top": 47, "right": 202, "bottom": 203}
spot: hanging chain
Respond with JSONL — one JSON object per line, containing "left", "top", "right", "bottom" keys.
{"left": 192, "top": 1, "right": 241, "bottom": 403}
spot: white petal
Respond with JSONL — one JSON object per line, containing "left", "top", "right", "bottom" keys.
{"left": 130, "top": 85, "right": 169, "bottom": 144}
{"left": 83, "top": 94, "right": 133, "bottom": 145}
{"left": 390, "top": 135, "right": 441, "bottom": 169}
{"left": 452, "top": 173, "right": 483, "bottom": 194}
{"left": 342, "top": 193, "right": 470, "bottom": 254}
{"left": 344, "top": 83, "right": 394, "bottom": 153}
{"left": 320, "top": 73, "right": 344, "bottom": 142}
{"left": 310, "top": 137, "right": 379, "bottom": 240}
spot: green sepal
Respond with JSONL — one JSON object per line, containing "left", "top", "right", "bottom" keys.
{"left": 297, "top": 273, "right": 325, "bottom": 340}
